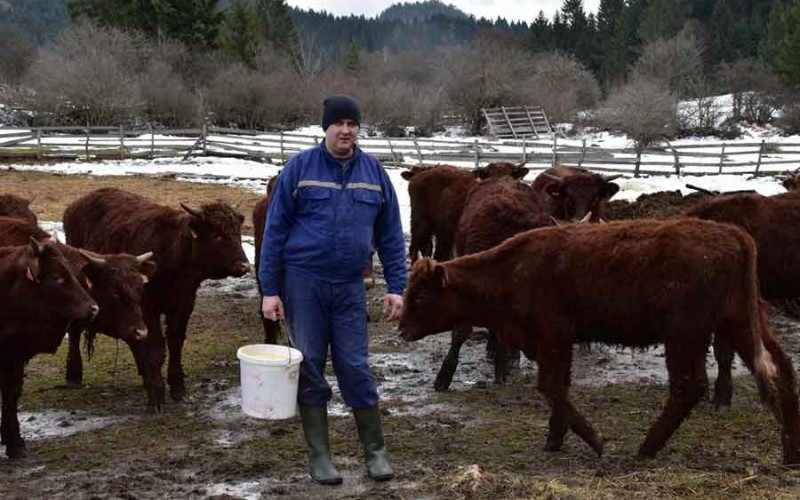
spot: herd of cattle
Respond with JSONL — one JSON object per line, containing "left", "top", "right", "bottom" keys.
{"left": 2, "top": 165, "right": 800, "bottom": 468}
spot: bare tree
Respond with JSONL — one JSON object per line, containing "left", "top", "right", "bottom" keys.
{"left": 714, "top": 59, "right": 785, "bottom": 125}
{"left": 140, "top": 60, "right": 202, "bottom": 127}
{"left": 595, "top": 76, "right": 678, "bottom": 152}
{"left": 633, "top": 31, "right": 704, "bottom": 98}
{"left": 524, "top": 52, "right": 600, "bottom": 124}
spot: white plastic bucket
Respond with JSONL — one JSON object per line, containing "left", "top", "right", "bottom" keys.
{"left": 237, "top": 344, "right": 304, "bottom": 420}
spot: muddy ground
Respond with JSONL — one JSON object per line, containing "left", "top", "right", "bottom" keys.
{"left": 3, "top": 171, "right": 800, "bottom": 499}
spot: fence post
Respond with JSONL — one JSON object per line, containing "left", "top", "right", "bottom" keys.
{"left": 666, "top": 140, "right": 681, "bottom": 175}
{"left": 387, "top": 138, "right": 398, "bottom": 166}
{"left": 149, "top": 124, "right": 155, "bottom": 158}
{"left": 36, "top": 128, "right": 42, "bottom": 159}
{"left": 85, "top": 126, "right": 90, "bottom": 160}
{"left": 119, "top": 125, "right": 125, "bottom": 160}
{"left": 474, "top": 139, "right": 479, "bottom": 168}
{"left": 551, "top": 134, "right": 558, "bottom": 167}
{"left": 413, "top": 137, "right": 423, "bottom": 164}
{"left": 755, "top": 139, "right": 765, "bottom": 175}
{"left": 522, "top": 137, "right": 527, "bottom": 163}
{"left": 578, "top": 138, "right": 586, "bottom": 168}
{"left": 280, "top": 131, "right": 285, "bottom": 164}
{"left": 201, "top": 123, "right": 208, "bottom": 156}
{"left": 634, "top": 150, "right": 642, "bottom": 178}
{"left": 718, "top": 143, "right": 726, "bottom": 174}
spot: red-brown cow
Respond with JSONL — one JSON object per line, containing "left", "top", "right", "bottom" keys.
{"left": 433, "top": 176, "right": 549, "bottom": 391}
{"left": 253, "top": 176, "right": 281, "bottom": 344}
{"left": 782, "top": 172, "right": 800, "bottom": 191}
{"left": 404, "top": 163, "right": 528, "bottom": 263}
{"left": 63, "top": 188, "right": 249, "bottom": 412}
{"left": 687, "top": 192, "right": 800, "bottom": 407}
{"left": 399, "top": 218, "right": 800, "bottom": 465}
{"left": 0, "top": 194, "right": 37, "bottom": 225}
{"left": 530, "top": 166, "right": 620, "bottom": 223}
{"left": 1, "top": 239, "right": 98, "bottom": 459}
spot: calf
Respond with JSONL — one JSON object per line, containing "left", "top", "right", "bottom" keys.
{"left": 399, "top": 218, "right": 800, "bottom": 466}
{"left": 405, "top": 163, "right": 528, "bottom": 263}
{"left": 1, "top": 239, "right": 98, "bottom": 458}
{"left": 434, "top": 177, "right": 549, "bottom": 390}
{"left": 63, "top": 188, "right": 249, "bottom": 412}
{"left": 0, "top": 194, "right": 37, "bottom": 225}
{"left": 0, "top": 217, "right": 157, "bottom": 388}
{"left": 530, "top": 166, "right": 620, "bottom": 223}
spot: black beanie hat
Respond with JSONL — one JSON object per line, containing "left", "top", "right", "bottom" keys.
{"left": 322, "top": 95, "right": 361, "bottom": 130}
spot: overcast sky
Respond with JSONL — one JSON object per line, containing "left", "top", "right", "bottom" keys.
{"left": 287, "top": 0, "right": 601, "bottom": 25}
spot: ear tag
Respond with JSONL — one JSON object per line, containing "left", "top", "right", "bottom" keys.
{"left": 142, "top": 274, "right": 149, "bottom": 284}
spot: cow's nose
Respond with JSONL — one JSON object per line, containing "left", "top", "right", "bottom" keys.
{"left": 89, "top": 304, "right": 100, "bottom": 320}
{"left": 238, "top": 262, "right": 251, "bottom": 274}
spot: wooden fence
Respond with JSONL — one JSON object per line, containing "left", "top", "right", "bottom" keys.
{"left": 1, "top": 125, "right": 799, "bottom": 177}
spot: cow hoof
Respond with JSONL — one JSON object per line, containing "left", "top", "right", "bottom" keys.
{"left": 65, "top": 380, "right": 82, "bottom": 389}
{"left": 589, "top": 436, "right": 605, "bottom": 457}
{"left": 148, "top": 403, "right": 163, "bottom": 415}
{"left": 7, "top": 445, "right": 28, "bottom": 460}
{"left": 543, "top": 441, "right": 562, "bottom": 452}
{"left": 433, "top": 377, "right": 452, "bottom": 392}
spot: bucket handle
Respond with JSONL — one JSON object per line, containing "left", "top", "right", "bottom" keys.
{"left": 280, "top": 319, "right": 296, "bottom": 367}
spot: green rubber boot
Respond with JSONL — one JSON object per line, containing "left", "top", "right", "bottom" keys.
{"left": 299, "top": 404, "right": 342, "bottom": 485}
{"left": 353, "top": 406, "right": 394, "bottom": 481}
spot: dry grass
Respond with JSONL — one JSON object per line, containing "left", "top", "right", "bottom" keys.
{"left": 0, "top": 169, "right": 264, "bottom": 236}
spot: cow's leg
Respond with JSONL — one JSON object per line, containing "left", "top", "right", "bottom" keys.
{"left": 432, "top": 232, "right": 454, "bottom": 262}
{"left": 65, "top": 327, "right": 84, "bottom": 388}
{"left": 638, "top": 340, "right": 708, "bottom": 458}
{"left": 711, "top": 335, "right": 735, "bottom": 409}
{"left": 1, "top": 364, "right": 27, "bottom": 459}
{"left": 409, "top": 215, "right": 433, "bottom": 263}
{"left": 434, "top": 325, "right": 472, "bottom": 391}
{"left": 536, "top": 342, "right": 603, "bottom": 456}
{"left": 142, "top": 303, "right": 166, "bottom": 413}
{"left": 165, "top": 310, "right": 192, "bottom": 402}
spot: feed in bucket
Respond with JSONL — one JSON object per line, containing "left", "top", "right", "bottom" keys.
{"left": 237, "top": 344, "right": 303, "bottom": 420}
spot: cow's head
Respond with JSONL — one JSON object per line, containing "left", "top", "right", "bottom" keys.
{"left": 78, "top": 250, "right": 157, "bottom": 342}
{"left": 782, "top": 172, "right": 800, "bottom": 191}
{"left": 181, "top": 201, "right": 249, "bottom": 278}
{"left": 473, "top": 162, "right": 529, "bottom": 181}
{"left": 541, "top": 173, "right": 620, "bottom": 223}
{"left": 399, "top": 258, "right": 457, "bottom": 342}
{"left": 0, "top": 194, "right": 37, "bottom": 225}
{"left": 24, "top": 238, "right": 98, "bottom": 328}
{"left": 401, "top": 165, "right": 435, "bottom": 181}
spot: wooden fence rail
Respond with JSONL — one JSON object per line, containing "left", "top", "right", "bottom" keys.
{"left": 1, "top": 126, "right": 799, "bottom": 177}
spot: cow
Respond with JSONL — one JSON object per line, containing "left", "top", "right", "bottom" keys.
{"left": 433, "top": 176, "right": 550, "bottom": 391}
{"left": 1, "top": 238, "right": 98, "bottom": 459}
{"left": 0, "top": 194, "right": 37, "bottom": 225}
{"left": 782, "top": 172, "right": 800, "bottom": 192}
{"left": 686, "top": 192, "right": 800, "bottom": 408}
{"left": 63, "top": 188, "right": 249, "bottom": 412}
{"left": 398, "top": 218, "right": 800, "bottom": 466}
{"left": 0, "top": 216, "right": 157, "bottom": 389}
{"left": 530, "top": 166, "right": 620, "bottom": 223}
{"left": 253, "top": 176, "right": 281, "bottom": 344}
{"left": 405, "top": 163, "right": 528, "bottom": 263}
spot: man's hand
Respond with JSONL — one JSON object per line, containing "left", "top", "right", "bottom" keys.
{"left": 262, "top": 295, "right": 285, "bottom": 321}
{"left": 383, "top": 294, "right": 403, "bottom": 322}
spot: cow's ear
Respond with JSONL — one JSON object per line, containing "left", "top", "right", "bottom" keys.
{"left": 602, "top": 182, "right": 620, "bottom": 199}
{"left": 512, "top": 167, "right": 529, "bottom": 180}
{"left": 401, "top": 171, "right": 413, "bottom": 181}
{"left": 472, "top": 167, "right": 488, "bottom": 180}
{"left": 432, "top": 263, "right": 448, "bottom": 288}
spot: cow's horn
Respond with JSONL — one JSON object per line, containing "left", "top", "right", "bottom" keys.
{"left": 29, "top": 236, "right": 44, "bottom": 256}
{"left": 78, "top": 249, "right": 106, "bottom": 266}
{"left": 136, "top": 251, "right": 154, "bottom": 263}
{"left": 578, "top": 211, "right": 593, "bottom": 223}
{"left": 549, "top": 216, "right": 563, "bottom": 226}
{"left": 180, "top": 202, "right": 204, "bottom": 217}
{"left": 28, "top": 193, "right": 38, "bottom": 205}
{"left": 514, "top": 160, "right": 527, "bottom": 168}
{"left": 601, "top": 174, "right": 622, "bottom": 182}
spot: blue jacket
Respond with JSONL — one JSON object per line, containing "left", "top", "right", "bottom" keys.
{"left": 259, "top": 142, "right": 407, "bottom": 296}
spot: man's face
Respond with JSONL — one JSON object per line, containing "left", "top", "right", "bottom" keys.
{"left": 325, "top": 119, "right": 359, "bottom": 158}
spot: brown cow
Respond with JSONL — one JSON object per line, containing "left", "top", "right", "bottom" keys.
{"left": 253, "top": 176, "right": 281, "bottom": 344}
{"left": 1, "top": 239, "right": 98, "bottom": 459}
{"left": 782, "top": 172, "right": 800, "bottom": 191}
{"left": 405, "top": 163, "right": 528, "bottom": 263}
{"left": 687, "top": 192, "right": 800, "bottom": 407}
{"left": 63, "top": 188, "right": 249, "bottom": 412}
{"left": 0, "top": 217, "right": 157, "bottom": 389}
{"left": 399, "top": 218, "right": 800, "bottom": 465}
{"left": 433, "top": 176, "right": 549, "bottom": 391}
{"left": 0, "top": 194, "right": 37, "bottom": 225}
{"left": 530, "top": 166, "right": 620, "bottom": 223}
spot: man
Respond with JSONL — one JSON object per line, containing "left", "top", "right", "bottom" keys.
{"left": 260, "top": 95, "right": 406, "bottom": 485}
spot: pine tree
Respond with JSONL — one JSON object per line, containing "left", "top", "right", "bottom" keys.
{"left": 777, "top": 0, "right": 800, "bottom": 84}
{"left": 526, "top": 10, "right": 552, "bottom": 53}
{"left": 759, "top": 0, "right": 787, "bottom": 65}
{"left": 218, "top": 0, "right": 261, "bottom": 67}
{"left": 256, "top": 0, "right": 303, "bottom": 68}
{"left": 639, "top": 0, "right": 691, "bottom": 43}
{"left": 708, "top": 0, "right": 738, "bottom": 64}
{"left": 552, "top": 11, "right": 569, "bottom": 52}
{"left": 560, "top": 0, "right": 587, "bottom": 52}
{"left": 597, "top": 0, "right": 625, "bottom": 86}
{"left": 346, "top": 39, "right": 360, "bottom": 72}
{"left": 160, "top": 0, "right": 224, "bottom": 50}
